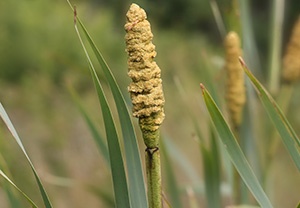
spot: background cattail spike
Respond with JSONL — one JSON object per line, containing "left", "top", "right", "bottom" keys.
{"left": 282, "top": 16, "right": 300, "bottom": 83}
{"left": 224, "top": 31, "right": 246, "bottom": 129}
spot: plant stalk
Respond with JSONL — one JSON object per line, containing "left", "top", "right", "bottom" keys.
{"left": 268, "top": 0, "right": 285, "bottom": 95}
{"left": 233, "top": 167, "right": 241, "bottom": 204}
{"left": 145, "top": 132, "right": 162, "bottom": 208}
{"left": 232, "top": 127, "right": 242, "bottom": 204}
{"left": 125, "top": 4, "right": 165, "bottom": 208}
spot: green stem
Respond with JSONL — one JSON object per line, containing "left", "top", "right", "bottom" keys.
{"left": 232, "top": 127, "right": 242, "bottom": 204}
{"left": 146, "top": 146, "right": 162, "bottom": 208}
{"left": 268, "top": 0, "right": 284, "bottom": 94}
{"left": 233, "top": 168, "right": 241, "bottom": 204}
{"left": 138, "top": 112, "right": 163, "bottom": 207}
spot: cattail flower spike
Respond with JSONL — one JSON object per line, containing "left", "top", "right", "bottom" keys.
{"left": 125, "top": 4, "right": 164, "bottom": 208}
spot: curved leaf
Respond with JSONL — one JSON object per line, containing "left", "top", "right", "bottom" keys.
{"left": 0, "top": 103, "right": 52, "bottom": 208}
{"left": 0, "top": 169, "right": 38, "bottom": 208}
{"left": 240, "top": 58, "right": 300, "bottom": 170}
{"left": 72, "top": 17, "right": 131, "bottom": 207}
{"left": 76, "top": 17, "right": 148, "bottom": 208}
{"left": 161, "top": 138, "right": 183, "bottom": 208}
{"left": 66, "top": 2, "right": 148, "bottom": 207}
{"left": 69, "top": 88, "right": 110, "bottom": 165}
{"left": 200, "top": 84, "right": 273, "bottom": 208}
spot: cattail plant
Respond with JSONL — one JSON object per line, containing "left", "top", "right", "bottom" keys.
{"left": 224, "top": 31, "right": 246, "bottom": 204}
{"left": 125, "top": 3, "right": 165, "bottom": 208}
{"left": 224, "top": 31, "right": 246, "bottom": 130}
{"left": 282, "top": 16, "right": 300, "bottom": 83}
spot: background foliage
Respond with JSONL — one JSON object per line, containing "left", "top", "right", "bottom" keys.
{"left": 0, "top": 0, "right": 299, "bottom": 207}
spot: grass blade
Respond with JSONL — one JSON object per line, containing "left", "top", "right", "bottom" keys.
{"left": 240, "top": 58, "right": 300, "bottom": 170}
{"left": 0, "top": 169, "right": 38, "bottom": 208}
{"left": 88, "top": 63, "right": 131, "bottom": 208}
{"left": 163, "top": 135, "right": 201, "bottom": 188}
{"left": 201, "top": 144, "right": 219, "bottom": 208}
{"left": 267, "top": 0, "right": 285, "bottom": 94}
{"left": 238, "top": 0, "right": 261, "bottom": 77}
{"left": 209, "top": 127, "right": 221, "bottom": 207}
{"left": 0, "top": 103, "right": 53, "bottom": 208}
{"left": 83, "top": 31, "right": 148, "bottom": 208}
{"left": 161, "top": 138, "right": 183, "bottom": 208}
{"left": 199, "top": 126, "right": 221, "bottom": 208}
{"left": 72, "top": 14, "right": 131, "bottom": 207}
{"left": 0, "top": 153, "right": 23, "bottom": 208}
{"left": 69, "top": 87, "right": 110, "bottom": 165}
{"left": 200, "top": 84, "right": 273, "bottom": 208}
{"left": 68, "top": 3, "right": 148, "bottom": 207}
{"left": 209, "top": 0, "right": 226, "bottom": 39}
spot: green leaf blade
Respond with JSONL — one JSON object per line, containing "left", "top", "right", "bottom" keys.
{"left": 70, "top": 88, "right": 110, "bottom": 165}
{"left": 240, "top": 58, "right": 300, "bottom": 170}
{"left": 0, "top": 103, "right": 53, "bottom": 208}
{"left": 200, "top": 85, "right": 273, "bottom": 208}
{"left": 200, "top": 143, "right": 221, "bottom": 208}
{"left": 89, "top": 65, "right": 131, "bottom": 208}
{"left": 75, "top": 12, "right": 148, "bottom": 208}
{"left": 161, "top": 138, "right": 183, "bottom": 208}
{"left": 71, "top": 14, "right": 131, "bottom": 206}
{"left": 0, "top": 169, "right": 38, "bottom": 208}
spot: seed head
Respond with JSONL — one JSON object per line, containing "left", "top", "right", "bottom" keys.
{"left": 125, "top": 4, "right": 165, "bottom": 147}
{"left": 282, "top": 16, "right": 300, "bottom": 83}
{"left": 224, "top": 31, "right": 246, "bottom": 128}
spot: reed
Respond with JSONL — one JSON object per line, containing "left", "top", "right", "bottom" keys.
{"left": 0, "top": 1, "right": 299, "bottom": 208}
{"left": 125, "top": 4, "right": 165, "bottom": 208}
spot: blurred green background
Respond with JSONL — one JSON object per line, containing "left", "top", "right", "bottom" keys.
{"left": 0, "top": 0, "right": 299, "bottom": 207}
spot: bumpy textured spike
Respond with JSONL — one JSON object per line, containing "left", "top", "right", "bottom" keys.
{"left": 125, "top": 4, "right": 165, "bottom": 148}
{"left": 224, "top": 31, "right": 246, "bottom": 128}
{"left": 282, "top": 16, "right": 300, "bottom": 83}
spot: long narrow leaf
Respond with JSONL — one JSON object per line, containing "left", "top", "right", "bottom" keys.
{"left": 240, "top": 58, "right": 300, "bottom": 170}
{"left": 209, "top": 127, "right": 221, "bottom": 207}
{"left": 0, "top": 103, "right": 52, "bottom": 208}
{"left": 89, "top": 64, "right": 131, "bottom": 207}
{"left": 68, "top": 3, "right": 148, "bottom": 207}
{"left": 238, "top": 0, "right": 261, "bottom": 76}
{"left": 200, "top": 84, "right": 273, "bottom": 208}
{"left": 267, "top": 0, "right": 285, "bottom": 94}
{"left": 196, "top": 124, "right": 221, "bottom": 208}
{"left": 199, "top": 126, "right": 221, "bottom": 208}
{"left": 163, "top": 135, "right": 201, "bottom": 188}
{"left": 0, "top": 169, "right": 38, "bottom": 208}
{"left": 69, "top": 87, "right": 110, "bottom": 165}
{"left": 82, "top": 33, "right": 148, "bottom": 208}
{"left": 161, "top": 138, "right": 183, "bottom": 208}
{"left": 0, "top": 153, "right": 24, "bottom": 208}
{"left": 209, "top": 0, "right": 226, "bottom": 39}
{"left": 201, "top": 144, "right": 218, "bottom": 208}
{"left": 72, "top": 16, "right": 131, "bottom": 207}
